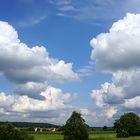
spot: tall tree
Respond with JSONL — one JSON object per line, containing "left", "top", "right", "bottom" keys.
{"left": 63, "top": 111, "right": 89, "bottom": 140}
{"left": 114, "top": 112, "right": 140, "bottom": 137}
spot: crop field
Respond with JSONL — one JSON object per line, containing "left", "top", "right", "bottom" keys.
{"left": 29, "top": 131, "right": 140, "bottom": 140}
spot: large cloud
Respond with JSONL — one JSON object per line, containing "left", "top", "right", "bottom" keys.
{"left": 0, "top": 87, "right": 76, "bottom": 123}
{"left": 91, "top": 69, "right": 140, "bottom": 106}
{"left": 12, "top": 86, "right": 74, "bottom": 112}
{"left": 79, "top": 108, "right": 117, "bottom": 126}
{"left": 0, "top": 21, "right": 79, "bottom": 123}
{"left": 90, "top": 13, "right": 140, "bottom": 72}
{"left": 90, "top": 13, "right": 140, "bottom": 125}
{"left": 0, "top": 21, "right": 78, "bottom": 101}
{"left": 0, "top": 21, "right": 78, "bottom": 84}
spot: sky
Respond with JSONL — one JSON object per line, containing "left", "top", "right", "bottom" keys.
{"left": 0, "top": 0, "right": 140, "bottom": 127}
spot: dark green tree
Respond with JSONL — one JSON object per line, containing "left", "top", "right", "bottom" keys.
{"left": 63, "top": 111, "right": 89, "bottom": 140}
{"left": 0, "top": 123, "right": 33, "bottom": 140}
{"left": 103, "top": 126, "right": 108, "bottom": 131}
{"left": 114, "top": 112, "right": 140, "bottom": 137}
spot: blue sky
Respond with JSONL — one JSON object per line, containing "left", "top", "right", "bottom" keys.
{"left": 0, "top": 0, "right": 140, "bottom": 126}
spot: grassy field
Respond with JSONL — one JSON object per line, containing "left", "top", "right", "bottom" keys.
{"left": 29, "top": 131, "right": 140, "bottom": 140}
{"left": 29, "top": 132, "right": 63, "bottom": 140}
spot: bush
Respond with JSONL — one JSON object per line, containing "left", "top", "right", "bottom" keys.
{"left": 0, "top": 123, "right": 34, "bottom": 140}
{"left": 27, "top": 127, "right": 35, "bottom": 131}
{"left": 102, "top": 126, "right": 107, "bottom": 131}
{"left": 117, "top": 130, "right": 129, "bottom": 138}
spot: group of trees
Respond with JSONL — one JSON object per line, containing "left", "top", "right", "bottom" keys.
{"left": 0, "top": 112, "right": 89, "bottom": 140}
{"left": 0, "top": 122, "right": 57, "bottom": 128}
{"left": 0, "top": 111, "right": 140, "bottom": 139}
{"left": 63, "top": 111, "right": 140, "bottom": 139}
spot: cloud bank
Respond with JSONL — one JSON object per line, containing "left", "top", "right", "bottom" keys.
{"left": 90, "top": 13, "right": 140, "bottom": 124}
{"left": 0, "top": 21, "right": 78, "bottom": 124}
{"left": 0, "top": 88, "right": 76, "bottom": 124}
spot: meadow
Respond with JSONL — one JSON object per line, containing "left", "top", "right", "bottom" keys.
{"left": 29, "top": 131, "right": 140, "bottom": 140}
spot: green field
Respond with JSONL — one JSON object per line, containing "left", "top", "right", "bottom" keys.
{"left": 29, "top": 131, "right": 140, "bottom": 140}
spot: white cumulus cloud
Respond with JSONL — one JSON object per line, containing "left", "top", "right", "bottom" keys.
{"left": 0, "top": 87, "right": 76, "bottom": 124}
{"left": 0, "top": 20, "right": 79, "bottom": 123}
{"left": 90, "top": 13, "right": 140, "bottom": 125}
{"left": 0, "top": 20, "right": 78, "bottom": 101}
{"left": 0, "top": 21, "right": 78, "bottom": 84}
{"left": 90, "top": 13, "right": 140, "bottom": 72}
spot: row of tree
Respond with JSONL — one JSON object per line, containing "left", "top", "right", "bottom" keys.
{"left": 0, "top": 121, "right": 57, "bottom": 128}
{"left": 0, "top": 111, "right": 140, "bottom": 140}
{"left": 63, "top": 111, "right": 140, "bottom": 139}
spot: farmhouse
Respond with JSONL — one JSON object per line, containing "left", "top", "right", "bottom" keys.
{"left": 34, "top": 127, "right": 59, "bottom": 132}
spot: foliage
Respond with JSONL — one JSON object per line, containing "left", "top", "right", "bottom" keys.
{"left": 0, "top": 123, "right": 34, "bottom": 140}
{"left": 114, "top": 112, "right": 140, "bottom": 137}
{"left": 0, "top": 121, "right": 57, "bottom": 128}
{"left": 103, "top": 126, "right": 108, "bottom": 131}
{"left": 63, "top": 111, "right": 89, "bottom": 140}
{"left": 59, "top": 125, "right": 65, "bottom": 132}
{"left": 116, "top": 130, "right": 129, "bottom": 138}
{"left": 27, "top": 127, "right": 35, "bottom": 131}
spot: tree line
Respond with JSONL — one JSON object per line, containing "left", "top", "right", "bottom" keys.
{"left": 0, "top": 111, "right": 140, "bottom": 140}
{"left": 0, "top": 122, "right": 57, "bottom": 128}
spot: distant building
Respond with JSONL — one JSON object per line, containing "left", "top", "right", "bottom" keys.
{"left": 34, "top": 127, "right": 43, "bottom": 132}
{"left": 34, "top": 127, "right": 59, "bottom": 132}
{"left": 34, "top": 127, "right": 38, "bottom": 132}
{"left": 47, "top": 128, "right": 59, "bottom": 132}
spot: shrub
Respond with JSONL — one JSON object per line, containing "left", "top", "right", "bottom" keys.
{"left": 0, "top": 123, "right": 34, "bottom": 140}
{"left": 117, "top": 130, "right": 129, "bottom": 138}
